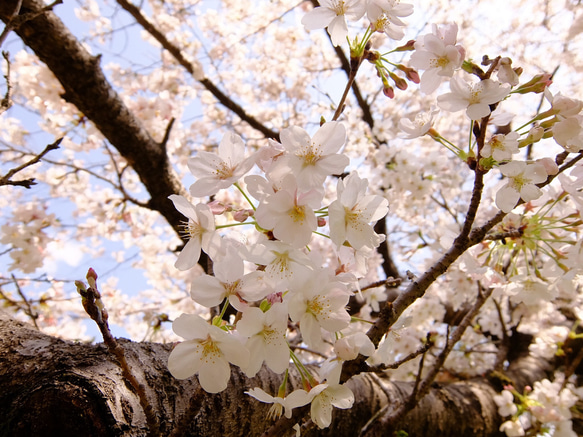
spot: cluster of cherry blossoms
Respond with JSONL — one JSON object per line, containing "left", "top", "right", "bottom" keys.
{"left": 494, "top": 376, "right": 583, "bottom": 437}
{"left": 157, "top": 1, "right": 583, "bottom": 432}
{"left": 167, "top": 121, "right": 388, "bottom": 427}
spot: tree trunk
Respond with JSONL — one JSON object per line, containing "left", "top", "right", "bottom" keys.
{"left": 0, "top": 312, "right": 557, "bottom": 437}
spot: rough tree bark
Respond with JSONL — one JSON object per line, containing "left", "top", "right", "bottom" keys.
{"left": 0, "top": 310, "right": 560, "bottom": 437}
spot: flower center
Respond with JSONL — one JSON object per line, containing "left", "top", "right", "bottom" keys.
{"left": 298, "top": 143, "right": 322, "bottom": 166}
{"left": 332, "top": 0, "right": 346, "bottom": 15}
{"left": 215, "top": 161, "right": 234, "bottom": 179}
{"left": 289, "top": 204, "right": 306, "bottom": 223}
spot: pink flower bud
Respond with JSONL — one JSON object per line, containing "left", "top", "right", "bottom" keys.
{"left": 536, "top": 158, "right": 559, "bottom": 175}
{"left": 317, "top": 217, "right": 327, "bottom": 227}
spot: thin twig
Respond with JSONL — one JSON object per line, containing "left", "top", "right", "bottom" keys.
{"left": 0, "top": 137, "right": 61, "bottom": 189}
{"left": 1, "top": 51, "right": 13, "bottom": 113}
{"left": 115, "top": 0, "right": 279, "bottom": 140}
{"left": 0, "top": 0, "right": 23, "bottom": 48}
{"left": 76, "top": 268, "right": 161, "bottom": 437}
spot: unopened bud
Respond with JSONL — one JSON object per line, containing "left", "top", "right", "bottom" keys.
{"left": 383, "top": 85, "right": 395, "bottom": 99}
{"left": 513, "top": 73, "right": 553, "bottom": 94}
{"left": 233, "top": 209, "right": 253, "bottom": 222}
{"left": 536, "top": 157, "right": 559, "bottom": 175}
{"left": 394, "top": 39, "right": 416, "bottom": 52}
{"left": 317, "top": 217, "right": 326, "bottom": 227}
{"left": 389, "top": 71, "right": 407, "bottom": 90}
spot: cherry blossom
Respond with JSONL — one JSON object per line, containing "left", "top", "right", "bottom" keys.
{"left": 493, "top": 389, "right": 518, "bottom": 417}
{"left": 409, "top": 23, "right": 465, "bottom": 93}
{"left": 237, "top": 303, "right": 290, "bottom": 376}
{"left": 188, "top": 132, "right": 256, "bottom": 197}
{"left": 437, "top": 76, "right": 511, "bottom": 120}
{"left": 168, "top": 195, "right": 216, "bottom": 270}
{"left": 367, "top": 0, "right": 414, "bottom": 41}
{"left": 495, "top": 161, "right": 548, "bottom": 213}
{"left": 254, "top": 174, "right": 323, "bottom": 248}
{"left": 552, "top": 115, "right": 583, "bottom": 153}
{"left": 481, "top": 131, "right": 520, "bottom": 162}
{"left": 271, "top": 122, "right": 349, "bottom": 190}
{"left": 167, "top": 313, "right": 250, "bottom": 393}
{"left": 301, "top": 0, "right": 366, "bottom": 46}
{"left": 287, "top": 269, "right": 351, "bottom": 349}
{"left": 328, "top": 172, "right": 389, "bottom": 250}
{"left": 245, "top": 387, "right": 311, "bottom": 420}
{"left": 309, "top": 362, "right": 355, "bottom": 429}
{"left": 189, "top": 250, "right": 270, "bottom": 311}
{"left": 398, "top": 107, "right": 439, "bottom": 139}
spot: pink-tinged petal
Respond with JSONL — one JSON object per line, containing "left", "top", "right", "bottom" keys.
{"left": 300, "top": 313, "right": 322, "bottom": 347}
{"left": 327, "top": 15, "right": 348, "bottom": 46}
{"left": 190, "top": 178, "right": 228, "bottom": 197}
{"left": 437, "top": 93, "right": 468, "bottom": 113}
{"left": 466, "top": 103, "right": 491, "bottom": 120}
{"left": 328, "top": 200, "right": 346, "bottom": 244}
{"left": 175, "top": 238, "right": 202, "bottom": 271}
{"left": 169, "top": 194, "right": 196, "bottom": 219}
{"left": 168, "top": 341, "right": 203, "bottom": 379}
{"left": 496, "top": 185, "right": 521, "bottom": 213}
{"left": 218, "top": 132, "right": 245, "bottom": 163}
{"left": 198, "top": 357, "right": 231, "bottom": 393}
{"left": 312, "top": 122, "right": 346, "bottom": 154}
{"left": 449, "top": 76, "right": 470, "bottom": 98}
{"left": 172, "top": 313, "right": 210, "bottom": 340}
{"left": 281, "top": 126, "right": 311, "bottom": 153}
{"left": 519, "top": 184, "right": 543, "bottom": 202}
{"left": 301, "top": 7, "right": 336, "bottom": 30}
{"left": 420, "top": 68, "right": 442, "bottom": 94}
{"left": 187, "top": 152, "right": 223, "bottom": 177}
{"left": 190, "top": 275, "right": 226, "bottom": 307}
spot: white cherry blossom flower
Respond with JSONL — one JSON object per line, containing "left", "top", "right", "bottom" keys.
{"left": 168, "top": 314, "right": 249, "bottom": 393}
{"left": 287, "top": 269, "right": 351, "bottom": 349}
{"left": 334, "top": 332, "right": 375, "bottom": 360}
{"left": 309, "top": 362, "right": 355, "bottom": 429}
{"left": 367, "top": 0, "right": 414, "bottom": 41}
{"left": 169, "top": 195, "right": 216, "bottom": 271}
{"left": 398, "top": 107, "right": 439, "bottom": 139}
{"left": 553, "top": 115, "right": 583, "bottom": 153}
{"left": 245, "top": 387, "right": 311, "bottom": 420}
{"left": 271, "top": 122, "right": 349, "bottom": 190}
{"left": 499, "top": 419, "right": 525, "bottom": 437}
{"left": 301, "top": 0, "right": 366, "bottom": 46}
{"left": 190, "top": 250, "right": 271, "bottom": 311}
{"left": 494, "top": 390, "right": 518, "bottom": 417}
{"left": 481, "top": 131, "right": 520, "bottom": 161}
{"left": 437, "top": 76, "right": 510, "bottom": 120}
{"left": 255, "top": 175, "right": 323, "bottom": 248}
{"left": 237, "top": 304, "right": 290, "bottom": 376}
{"left": 188, "top": 132, "right": 256, "bottom": 197}
{"left": 495, "top": 161, "right": 548, "bottom": 213}
{"left": 246, "top": 241, "right": 315, "bottom": 291}
{"left": 329, "top": 172, "right": 389, "bottom": 250}
{"left": 409, "top": 23, "right": 465, "bottom": 93}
